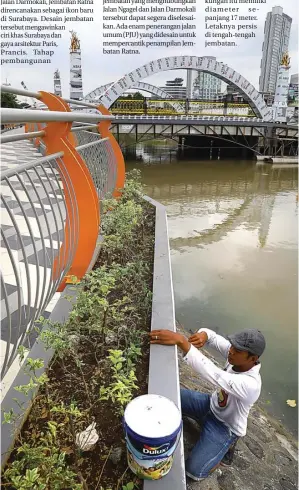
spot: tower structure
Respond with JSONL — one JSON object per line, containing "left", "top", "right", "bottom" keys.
{"left": 272, "top": 53, "right": 291, "bottom": 123}
{"left": 259, "top": 6, "right": 292, "bottom": 95}
{"left": 186, "top": 70, "right": 196, "bottom": 100}
{"left": 70, "top": 31, "right": 83, "bottom": 100}
{"left": 54, "top": 69, "right": 62, "bottom": 97}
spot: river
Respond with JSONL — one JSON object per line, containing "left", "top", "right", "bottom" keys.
{"left": 126, "top": 145, "right": 298, "bottom": 435}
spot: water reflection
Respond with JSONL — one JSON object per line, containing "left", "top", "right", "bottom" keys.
{"left": 127, "top": 158, "right": 298, "bottom": 435}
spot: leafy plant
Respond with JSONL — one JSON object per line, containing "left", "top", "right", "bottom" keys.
{"left": 4, "top": 422, "right": 83, "bottom": 490}
{"left": 3, "top": 170, "right": 155, "bottom": 489}
{"left": 14, "top": 358, "right": 49, "bottom": 397}
{"left": 99, "top": 350, "right": 138, "bottom": 414}
{"left": 123, "top": 482, "right": 135, "bottom": 490}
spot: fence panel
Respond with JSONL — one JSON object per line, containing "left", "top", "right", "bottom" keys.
{"left": 76, "top": 130, "right": 117, "bottom": 198}
{"left": 1, "top": 153, "right": 79, "bottom": 379}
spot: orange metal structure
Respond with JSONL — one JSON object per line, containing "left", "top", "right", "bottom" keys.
{"left": 97, "top": 103, "right": 126, "bottom": 198}
{"left": 36, "top": 91, "right": 100, "bottom": 291}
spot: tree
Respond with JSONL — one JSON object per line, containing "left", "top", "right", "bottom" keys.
{"left": 119, "top": 92, "right": 145, "bottom": 100}
{"left": 132, "top": 92, "right": 144, "bottom": 100}
{"left": 1, "top": 92, "right": 20, "bottom": 108}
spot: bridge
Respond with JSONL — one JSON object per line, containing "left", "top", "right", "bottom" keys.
{"left": 109, "top": 115, "right": 298, "bottom": 158}
{"left": 85, "top": 56, "right": 273, "bottom": 122}
{"left": 80, "top": 56, "right": 298, "bottom": 158}
{"left": 3, "top": 53, "right": 285, "bottom": 389}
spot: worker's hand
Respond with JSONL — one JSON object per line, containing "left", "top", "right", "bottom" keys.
{"left": 149, "top": 330, "right": 191, "bottom": 354}
{"left": 188, "top": 331, "right": 208, "bottom": 349}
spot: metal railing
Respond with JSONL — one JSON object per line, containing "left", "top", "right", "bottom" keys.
{"left": 1, "top": 153, "right": 78, "bottom": 378}
{"left": 0, "top": 85, "right": 125, "bottom": 380}
{"left": 76, "top": 131, "right": 117, "bottom": 199}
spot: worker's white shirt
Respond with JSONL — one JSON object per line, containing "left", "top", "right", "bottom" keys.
{"left": 183, "top": 328, "right": 261, "bottom": 437}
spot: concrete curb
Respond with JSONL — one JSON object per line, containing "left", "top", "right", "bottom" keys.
{"left": 143, "top": 195, "right": 186, "bottom": 490}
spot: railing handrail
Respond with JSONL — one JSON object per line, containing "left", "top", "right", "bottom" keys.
{"left": 1, "top": 108, "right": 114, "bottom": 124}
{"left": 0, "top": 128, "right": 105, "bottom": 144}
{"left": 76, "top": 137, "right": 109, "bottom": 151}
{"left": 1, "top": 84, "right": 40, "bottom": 99}
{"left": 71, "top": 124, "right": 99, "bottom": 132}
{"left": 0, "top": 130, "right": 45, "bottom": 144}
{"left": 1, "top": 84, "right": 101, "bottom": 110}
{"left": 1, "top": 152, "right": 64, "bottom": 180}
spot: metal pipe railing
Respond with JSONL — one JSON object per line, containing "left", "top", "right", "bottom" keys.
{"left": 0, "top": 85, "right": 124, "bottom": 384}
{"left": 1, "top": 84, "right": 100, "bottom": 110}
{"left": 1, "top": 152, "right": 64, "bottom": 180}
{"left": 1, "top": 84, "right": 41, "bottom": 99}
{"left": 71, "top": 124, "right": 99, "bottom": 132}
{"left": 1, "top": 108, "right": 114, "bottom": 124}
{"left": 64, "top": 98, "right": 101, "bottom": 110}
{"left": 0, "top": 130, "right": 45, "bottom": 144}
{"left": 76, "top": 137, "right": 109, "bottom": 151}
{"left": 1, "top": 152, "right": 78, "bottom": 379}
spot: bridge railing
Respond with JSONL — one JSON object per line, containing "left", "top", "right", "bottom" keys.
{"left": 0, "top": 86, "right": 125, "bottom": 380}
{"left": 75, "top": 130, "right": 118, "bottom": 199}
{"left": 1, "top": 152, "right": 77, "bottom": 378}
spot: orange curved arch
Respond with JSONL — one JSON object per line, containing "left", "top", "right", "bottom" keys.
{"left": 97, "top": 103, "right": 126, "bottom": 198}
{"left": 38, "top": 91, "right": 100, "bottom": 291}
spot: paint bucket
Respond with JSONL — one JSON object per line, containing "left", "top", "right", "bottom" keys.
{"left": 123, "top": 394, "right": 182, "bottom": 480}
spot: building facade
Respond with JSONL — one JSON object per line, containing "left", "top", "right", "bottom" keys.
{"left": 259, "top": 6, "right": 292, "bottom": 94}
{"left": 192, "top": 58, "right": 222, "bottom": 100}
{"left": 289, "top": 73, "right": 298, "bottom": 104}
{"left": 159, "top": 78, "right": 186, "bottom": 99}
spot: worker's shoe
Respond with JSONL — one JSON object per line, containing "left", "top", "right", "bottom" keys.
{"left": 220, "top": 440, "right": 238, "bottom": 467}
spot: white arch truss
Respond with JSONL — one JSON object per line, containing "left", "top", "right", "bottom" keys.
{"left": 88, "top": 56, "right": 272, "bottom": 121}
{"left": 85, "top": 81, "right": 184, "bottom": 112}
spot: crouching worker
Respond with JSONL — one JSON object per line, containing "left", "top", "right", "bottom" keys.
{"left": 149, "top": 327, "right": 266, "bottom": 481}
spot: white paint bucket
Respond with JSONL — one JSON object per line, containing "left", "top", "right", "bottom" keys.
{"left": 123, "top": 394, "right": 182, "bottom": 480}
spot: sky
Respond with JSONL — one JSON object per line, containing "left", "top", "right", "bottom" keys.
{"left": 1, "top": 0, "right": 298, "bottom": 102}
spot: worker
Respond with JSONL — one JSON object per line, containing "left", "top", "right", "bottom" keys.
{"left": 149, "top": 327, "right": 266, "bottom": 481}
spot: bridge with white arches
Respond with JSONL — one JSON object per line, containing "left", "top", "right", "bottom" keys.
{"left": 85, "top": 56, "right": 273, "bottom": 122}
{"left": 82, "top": 56, "right": 297, "bottom": 158}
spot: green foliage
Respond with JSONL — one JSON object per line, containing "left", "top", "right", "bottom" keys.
{"left": 39, "top": 321, "right": 72, "bottom": 357}
{"left": 102, "top": 200, "right": 143, "bottom": 239}
{"left": 18, "top": 345, "right": 29, "bottom": 363}
{"left": 50, "top": 401, "right": 82, "bottom": 419}
{"left": 4, "top": 422, "right": 83, "bottom": 490}
{"left": 1, "top": 92, "right": 20, "bottom": 108}
{"left": 3, "top": 170, "right": 154, "bottom": 489}
{"left": 14, "top": 358, "right": 48, "bottom": 397}
{"left": 99, "top": 349, "right": 138, "bottom": 414}
{"left": 2, "top": 408, "right": 15, "bottom": 425}
{"left": 115, "top": 92, "right": 145, "bottom": 101}
{"left": 123, "top": 482, "right": 135, "bottom": 490}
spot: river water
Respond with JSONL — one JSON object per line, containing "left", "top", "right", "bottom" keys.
{"left": 126, "top": 148, "right": 298, "bottom": 435}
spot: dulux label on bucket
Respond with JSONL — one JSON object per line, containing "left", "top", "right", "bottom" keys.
{"left": 123, "top": 394, "right": 182, "bottom": 480}
{"left": 143, "top": 443, "right": 170, "bottom": 456}
{"left": 127, "top": 434, "right": 176, "bottom": 459}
